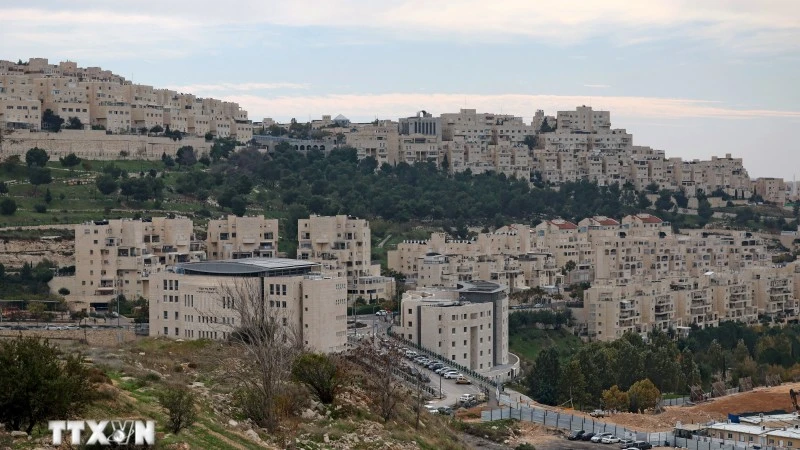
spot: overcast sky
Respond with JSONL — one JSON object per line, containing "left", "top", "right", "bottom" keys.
{"left": 2, "top": 1, "right": 799, "bottom": 178}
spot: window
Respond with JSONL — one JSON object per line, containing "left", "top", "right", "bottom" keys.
{"left": 174, "top": 311, "right": 178, "bottom": 320}
{"left": 408, "top": 308, "right": 412, "bottom": 314}
{"left": 270, "top": 284, "right": 274, "bottom": 295}
{"left": 175, "top": 328, "right": 179, "bottom": 336}
{"left": 282, "top": 301, "right": 286, "bottom": 308}
{"left": 408, "top": 322, "right": 412, "bottom": 327}
{"left": 282, "top": 284, "right": 287, "bottom": 295}
{"left": 451, "top": 328, "right": 455, "bottom": 333}
{"left": 163, "top": 327, "right": 168, "bottom": 335}
{"left": 463, "top": 327, "right": 467, "bottom": 332}
{"left": 163, "top": 311, "right": 168, "bottom": 319}
{"left": 451, "top": 342, "right": 455, "bottom": 347}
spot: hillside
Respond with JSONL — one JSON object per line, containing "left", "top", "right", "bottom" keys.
{"left": 0, "top": 336, "right": 471, "bottom": 450}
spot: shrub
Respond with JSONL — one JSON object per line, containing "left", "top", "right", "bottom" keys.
{"left": 157, "top": 386, "right": 196, "bottom": 434}
{"left": 34, "top": 204, "right": 47, "bottom": 213}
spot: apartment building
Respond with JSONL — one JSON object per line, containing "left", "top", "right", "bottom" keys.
{"left": 206, "top": 215, "right": 279, "bottom": 260}
{"left": 148, "top": 258, "right": 348, "bottom": 353}
{"left": 0, "top": 58, "right": 251, "bottom": 139}
{"left": 73, "top": 217, "right": 203, "bottom": 310}
{"left": 754, "top": 177, "right": 787, "bottom": 204}
{"left": 346, "top": 120, "right": 400, "bottom": 165}
{"left": 297, "top": 215, "right": 395, "bottom": 301}
{"left": 394, "top": 281, "right": 512, "bottom": 376}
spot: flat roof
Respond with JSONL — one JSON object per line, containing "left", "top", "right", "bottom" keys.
{"left": 176, "top": 258, "right": 318, "bottom": 276}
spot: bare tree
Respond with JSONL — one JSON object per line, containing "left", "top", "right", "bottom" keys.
{"left": 353, "top": 341, "right": 405, "bottom": 422}
{"left": 216, "top": 278, "right": 303, "bottom": 431}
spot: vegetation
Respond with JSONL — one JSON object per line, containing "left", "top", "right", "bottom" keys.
{"left": 158, "top": 386, "right": 197, "bottom": 434}
{"left": 0, "top": 260, "right": 61, "bottom": 301}
{"left": 0, "top": 337, "right": 94, "bottom": 433}
{"left": 291, "top": 352, "right": 345, "bottom": 404}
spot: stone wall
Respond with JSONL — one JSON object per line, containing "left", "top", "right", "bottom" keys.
{"left": 0, "top": 328, "right": 137, "bottom": 347}
{"left": 0, "top": 129, "right": 212, "bottom": 160}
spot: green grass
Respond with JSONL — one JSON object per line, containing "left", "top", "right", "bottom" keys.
{"left": 509, "top": 327, "right": 583, "bottom": 364}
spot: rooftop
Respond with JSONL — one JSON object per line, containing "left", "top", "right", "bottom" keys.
{"left": 175, "top": 258, "right": 319, "bottom": 276}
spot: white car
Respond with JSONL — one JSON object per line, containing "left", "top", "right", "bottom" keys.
{"left": 375, "top": 310, "right": 387, "bottom": 316}
{"left": 458, "top": 393, "right": 476, "bottom": 403}
{"left": 602, "top": 436, "right": 621, "bottom": 444}
{"left": 443, "top": 371, "right": 461, "bottom": 379}
{"left": 592, "top": 433, "right": 613, "bottom": 443}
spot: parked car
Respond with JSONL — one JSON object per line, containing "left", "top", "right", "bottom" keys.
{"left": 601, "top": 436, "right": 621, "bottom": 444}
{"left": 375, "top": 310, "right": 387, "bottom": 316}
{"left": 443, "top": 371, "right": 461, "bottom": 379}
{"left": 592, "top": 432, "right": 613, "bottom": 443}
{"left": 629, "top": 441, "right": 652, "bottom": 449}
{"left": 436, "top": 367, "right": 453, "bottom": 375}
{"left": 567, "top": 430, "right": 585, "bottom": 441}
{"left": 589, "top": 409, "right": 606, "bottom": 418}
{"left": 618, "top": 439, "right": 635, "bottom": 448}
{"left": 424, "top": 405, "right": 439, "bottom": 414}
{"left": 581, "top": 432, "right": 596, "bottom": 441}
{"left": 405, "top": 350, "right": 418, "bottom": 358}
{"left": 455, "top": 376, "right": 471, "bottom": 385}
{"left": 437, "top": 406, "right": 453, "bottom": 415}
{"left": 458, "top": 394, "right": 476, "bottom": 403}
{"left": 429, "top": 362, "right": 444, "bottom": 370}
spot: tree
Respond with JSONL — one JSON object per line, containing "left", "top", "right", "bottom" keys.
{"left": 698, "top": 198, "right": 713, "bottom": 223}
{"left": 558, "top": 359, "right": 588, "bottom": 408}
{"left": 355, "top": 340, "right": 405, "bottom": 422}
{"left": 41, "top": 109, "right": 64, "bottom": 132}
{"left": 28, "top": 302, "right": 46, "bottom": 320}
{"left": 176, "top": 146, "right": 197, "bottom": 166}
{"left": 0, "top": 181, "right": 7, "bottom": 194}
{"left": 0, "top": 337, "right": 93, "bottom": 433}
{"left": 0, "top": 198, "right": 17, "bottom": 215}
{"left": 149, "top": 125, "right": 164, "bottom": 134}
{"left": 59, "top": 153, "right": 81, "bottom": 170}
{"left": 626, "top": 379, "right": 660, "bottom": 413}
{"left": 527, "top": 348, "right": 560, "bottom": 405}
{"left": 673, "top": 190, "right": 689, "bottom": 209}
{"left": 95, "top": 174, "right": 119, "bottom": 195}
{"left": 158, "top": 386, "right": 196, "bottom": 434}
{"left": 44, "top": 188, "right": 53, "bottom": 204}
{"left": 523, "top": 135, "right": 538, "bottom": 150}
{"left": 637, "top": 192, "right": 652, "bottom": 209}
{"left": 25, "top": 147, "right": 49, "bottom": 168}
{"left": 28, "top": 167, "right": 52, "bottom": 193}
{"left": 222, "top": 279, "right": 303, "bottom": 431}
{"left": 64, "top": 116, "right": 84, "bottom": 130}
{"left": 601, "top": 385, "right": 629, "bottom": 412}
{"left": 58, "top": 287, "right": 70, "bottom": 296}
{"left": 291, "top": 352, "right": 345, "bottom": 404}
{"left": 230, "top": 196, "right": 248, "bottom": 216}
{"left": 655, "top": 190, "right": 674, "bottom": 211}
{"left": 645, "top": 182, "right": 660, "bottom": 194}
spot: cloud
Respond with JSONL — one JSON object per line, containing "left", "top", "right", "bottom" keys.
{"left": 1, "top": 1, "right": 799, "bottom": 58}
{"left": 583, "top": 84, "right": 612, "bottom": 89}
{"left": 166, "top": 82, "right": 310, "bottom": 94}
{"left": 220, "top": 92, "right": 800, "bottom": 123}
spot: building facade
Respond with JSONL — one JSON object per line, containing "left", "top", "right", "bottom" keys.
{"left": 148, "top": 258, "right": 348, "bottom": 353}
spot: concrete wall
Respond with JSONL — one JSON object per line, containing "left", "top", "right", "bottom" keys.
{"left": 1, "top": 129, "right": 212, "bottom": 160}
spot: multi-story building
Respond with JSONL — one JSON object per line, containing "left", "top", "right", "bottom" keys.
{"left": 754, "top": 177, "right": 787, "bottom": 204}
{"left": 148, "top": 258, "right": 348, "bottom": 353}
{"left": 297, "top": 215, "right": 395, "bottom": 301}
{"left": 206, "top": 215, "right": 279, "bottom": 260}
{"left": 0, "top": 58, "right": 251, "bottom": 139}
{"left": 394, "top": 281, "right": 515, "bottom": 379}
{"left": 73, "top": 217, "right": 204, "bottom": 310}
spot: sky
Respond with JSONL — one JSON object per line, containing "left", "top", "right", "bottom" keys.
{"left": 1, "top": 1, "right": 799, "bottom": 178}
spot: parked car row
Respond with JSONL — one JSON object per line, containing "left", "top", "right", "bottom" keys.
{"left": 566, "top": 431, "right": 652, "bottom": 449}
{"left": 404, "top": 350, "right": 469, "bottom": 383}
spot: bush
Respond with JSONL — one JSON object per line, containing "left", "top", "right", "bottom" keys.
{"left": 157, "top": 386, "right": 196, "bottom": 434}
{"left": 58, "top": 287, "right": 70, "bottom": 296}
{"left": 34, "top": 204, "right": 47, "bottom": 213}
{"left": 0, "top": 198, "right": 17, "bottom": 215}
